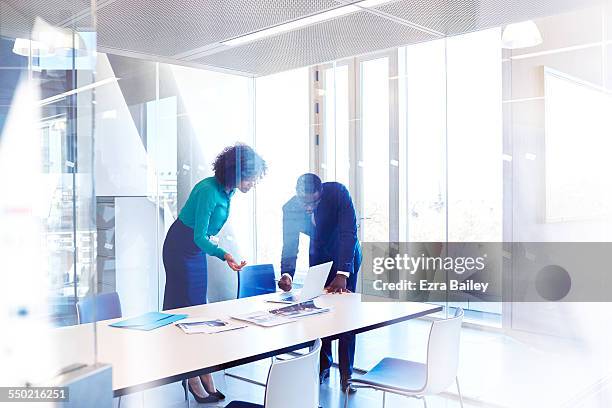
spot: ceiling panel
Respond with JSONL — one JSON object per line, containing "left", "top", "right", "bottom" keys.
{"left": 0, "top": 2, "right": 33, "bottom": 39}
{"left": 193, "top": 10, "right": 436, "bottom": 76}
{"left": 1, "top": 0, "right": 603, "bottom": 77}
{"left": 90, "top": 0, "right": 342, "bottom": 58}
{"left": 0, "top": 0, "right": 92, "bottom": 38}
{"left": 373, "top": 0, "right": 601, "bottom": 36}
{"left": 2, "top": 0, "right": 90, "bottom": 26}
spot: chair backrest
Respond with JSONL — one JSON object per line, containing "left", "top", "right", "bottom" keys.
{"left": 76, "top": 292, "right": 122, "bottom": 324}
{"left": 237, "top": 264, "right": 277, "bottom": 299}
{"left": 423, "top": 307, "right": 463, "bottom": 394}
{"left": 264, "top": 339, "right": 322, "bottom": 408}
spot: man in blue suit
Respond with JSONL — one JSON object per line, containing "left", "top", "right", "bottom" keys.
{"left": 279, "top": 173, "right": 362, "bottom": 394}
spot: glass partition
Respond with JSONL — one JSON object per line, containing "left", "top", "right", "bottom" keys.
{"left": 0, "top": 0, "right": 97, "bottom": 388}
{"left": 92, "top": 54, "right": 256, "bottom": 314}
{"left": 359, "top": 55, "right": 391, "bottom": 243}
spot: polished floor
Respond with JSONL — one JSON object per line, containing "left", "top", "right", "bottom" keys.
{"left": 114, "top": 318, "right": 612, "bottom": 408}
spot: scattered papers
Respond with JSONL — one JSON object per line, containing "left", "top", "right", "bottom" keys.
{"left": 232, "top": 310, "right": 293, "bottom": 327}
{"left": 232, "top": 300, "right": 331, "bottom": 327}
{"left": 176, "top": 318, "right": 246, "bottom": 334}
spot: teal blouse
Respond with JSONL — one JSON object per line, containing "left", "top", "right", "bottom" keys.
{"left": 178, "top": 177, "right": 235, "bottom": 260}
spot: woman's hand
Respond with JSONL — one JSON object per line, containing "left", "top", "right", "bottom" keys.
{"left": 224, "top": 253, "right": 247, "bottom": 271}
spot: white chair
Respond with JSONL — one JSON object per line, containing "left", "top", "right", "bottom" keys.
{"left": 225, "top": 338, "right": 322, "bottom": 408}
{"left": 345, "top": 308, "right": 464, "bottom": 408}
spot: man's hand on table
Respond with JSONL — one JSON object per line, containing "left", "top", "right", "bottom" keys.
{"left": 325, "top": 274, "right": 351, "bottom": 294}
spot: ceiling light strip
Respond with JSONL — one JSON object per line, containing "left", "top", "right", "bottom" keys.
{"left": 220, "top": 0, "right": 443, "bottom": 49}
{"left": 221, "top": 4, "right": 364, "bottom": 47}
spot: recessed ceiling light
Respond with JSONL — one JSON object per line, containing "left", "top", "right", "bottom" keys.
{"left": 501, "top": 20, "right": 543, "bottom": 49}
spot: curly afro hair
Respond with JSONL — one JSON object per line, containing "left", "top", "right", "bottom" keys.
{"left": 213, "top": 143, "right": 267, "bottom": 189}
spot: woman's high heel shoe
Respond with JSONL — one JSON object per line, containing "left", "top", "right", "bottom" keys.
{"left": 205, "top": 389, "right": 225, "bottom": 400}
{"left": 181, "top": 379, "right": 221, "bottom": 403}
{"left": 199, "top": 377, "right": 225, "bottom": 400}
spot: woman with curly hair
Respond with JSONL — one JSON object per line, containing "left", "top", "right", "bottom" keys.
{"left": 162, "top": 143, "right": 266, "bottom": 403}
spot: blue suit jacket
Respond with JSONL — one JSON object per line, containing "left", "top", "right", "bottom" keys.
{"left": 281, "top": 182, "right": 361, "bottom": 288}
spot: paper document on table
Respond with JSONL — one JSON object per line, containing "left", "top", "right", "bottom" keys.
{"left": 231, "top": 311, "right": 293, "bottom": 327}
{"left": 269, "top": 300, "right": 331, "bottom": 318}
{"left": 232, "top": 300, "right": 331, "bottom": 327}
{"left": 176, "top": 317, "right": 247, "bottom": 334}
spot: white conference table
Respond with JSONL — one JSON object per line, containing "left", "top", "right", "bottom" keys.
{"left": 58, "top": 293, "right": 441, "bottom": 396}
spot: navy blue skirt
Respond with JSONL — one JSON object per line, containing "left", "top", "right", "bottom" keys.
{"left": 162, "top": 219, "right": 208, "bottom": 310}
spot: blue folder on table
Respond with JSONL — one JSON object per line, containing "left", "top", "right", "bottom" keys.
{"left": 110, "top": 312, "right": 188, "bottom": 331}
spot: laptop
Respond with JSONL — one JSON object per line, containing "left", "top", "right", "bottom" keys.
{"left": 268, "top": 261, "right": 333, "bottom": 304}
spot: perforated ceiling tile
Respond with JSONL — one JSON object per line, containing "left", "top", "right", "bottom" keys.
{"left": 3, "top": 0, "right": 601, "bottom": 77}
{"left": 0, "top": 0, "right": 98, "bottom": 39}
{"left": 0, "top": 2, "right": 34, "bottom": 39}
{"left": 373, "top": 0, "right": 601, "bottom": 36}
{"left": 90, "top": 0, "right": 343, "bottom": 58}
{"left": 2, "top": 0, "right": 91, "bottom": 27}
{"left": 193, "top": 10, "right": 437, "bottom": 76}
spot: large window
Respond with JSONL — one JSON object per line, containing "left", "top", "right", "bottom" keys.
{"left": 322, "top": 62, "right": 350, "bottom": 186}
{"left": 446, "top": 29, "right": 503, "bottom": 243}
{"left": 401, "top": 40, "right": 447, "bottom": 243}
{"left": 446, "top": 30, "right": 503, "bottom": 319}
{"left": 317, "top": 30, "right": 503, "bottom": 324}
{"left": 359, "top": 56, "right": 391, "bottom": 243}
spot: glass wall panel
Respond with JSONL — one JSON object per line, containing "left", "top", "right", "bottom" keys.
{"left": 447, "top": 29, "right": 503, "bottom": 243}
{"left": 93, "top": 54, "right": 160, "bottom": 317}
{"left": 167, "top": 64, "right": 255, "bottom": 302}
{"left": 401, "top": 39, "right": 447, "bottom": 243}
{"left": 359, "top": 56, "right": 390, "bottom": 242}
{"left": 322, "top": 63, "right": 350, "bottom": 186}
{"left": 446, "top": 29, "right": 503, "bottom": 321}
{"left": 507, "top": 2, "right": 612, "bottom": 358}
{"left": 321, "top": 6, "right": 612, "bottom": 405}
{"left": 0, "top": 0, "right": 97, "bottom": 389}
{"left": 93, "top": 54, "right": 256, "bottom": 315}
